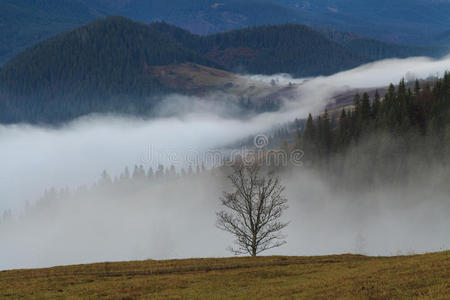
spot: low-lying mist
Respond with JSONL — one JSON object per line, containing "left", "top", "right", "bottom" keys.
{"left": 1, "top": 160, "right": 448, "bottom": 270}
{"left": 1, "top": 55, "right": 449, "bottom": 270}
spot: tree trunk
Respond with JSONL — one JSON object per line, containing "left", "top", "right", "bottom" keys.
{"left": 251, "top": 232, "right": 257, "bottom": 256}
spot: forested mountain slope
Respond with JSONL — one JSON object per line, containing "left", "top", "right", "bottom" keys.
{"left": 200, "top": 24, "right": 364, "bottom": 76}
{"left": 0, "top": 17, "right": 211, "bottom": 97}
{"left": 0, "top": 0, "right": 301, "bottom": 65}
{"left": 0, "top": 16, "right": 448, "bottom": 124}
{"left": 0, "top": 17, "right": 364, "bottom": 123}
{"left": 2, "top": 17, "right": 363, "bottom": 97}
{"left": 2, "top": 0, "right": 449, "bottom": 65}
{"left": 0, "top": 17, "right": 211, "bottom": 123}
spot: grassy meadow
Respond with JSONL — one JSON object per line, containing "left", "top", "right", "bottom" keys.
{"left": 0, "top": 251, "right": 449, "bottom": 299}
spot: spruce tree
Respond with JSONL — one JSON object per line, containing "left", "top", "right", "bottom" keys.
{"left": 372, "top": 90, "right": 381, "bottom": 119}
{"left": 361, "top": 92, "right": 371, "bottom": 120}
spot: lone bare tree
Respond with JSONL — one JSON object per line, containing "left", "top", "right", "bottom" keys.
{"left": 216, "top": 161, "right": 289, "bottom": 256}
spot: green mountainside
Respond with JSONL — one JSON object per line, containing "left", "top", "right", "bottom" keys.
{"left": 0, "top": 16, "right": 448, "bottom": 124}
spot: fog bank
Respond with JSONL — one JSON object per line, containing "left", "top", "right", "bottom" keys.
{"left": 1, "top": 164, "right": 448, "bottom": 270}
{"left": 1, "top": 56, "right": 450, "bottom": 269}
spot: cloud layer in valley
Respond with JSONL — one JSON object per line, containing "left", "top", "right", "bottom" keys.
{"left": 1, "top": 55, "right": 450, "bottom": 269}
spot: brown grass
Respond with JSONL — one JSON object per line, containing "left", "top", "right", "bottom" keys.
{"left": 1, "top": 251, "right": 449, "bottom": 299}
{"left": 149, "top": 63, "right": 238, "bottom": 93}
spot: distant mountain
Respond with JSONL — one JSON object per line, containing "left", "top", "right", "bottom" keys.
{"left": 0, "top": 0, "right": 110, "bottom": 65}
{"left": 114, "top": 0, "right": 302, "bottom": 34}
{"left": 0, "top": 16, "right": 447, "bottom": 124}
{"left": 99, "top": 0, "right": 450, "bottom": 46}
{"left": 177, "top": 23, "right": 366, "bottom": 76}
{"left": 0, "top": 0, "right": 302, "bottom": 65}
{"left": 1, "top": 0, "right": 449, "bottom": 65}
{"left": 147, "top": 22, "right": 448, "bottom": 75}
{"left": 0, "top": 17, "right": 367, "bottom": 94}
{"left": 0, "top": 17, "right": 211, "bottom": 123}
{"left": 273, "top": 0, "right": 450, "bottom": 46}
{"left": 1, "top": 17, "right": 211, "bottom": 96}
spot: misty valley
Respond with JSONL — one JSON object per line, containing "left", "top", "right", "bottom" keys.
{"left": 1, "top": 58, "right": 449, "bottom": 271}
{"left": 0, "top": 3, "right": 449, "bottom": 299}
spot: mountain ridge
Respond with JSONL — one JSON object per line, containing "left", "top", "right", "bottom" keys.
{"left": 1, "top": 0, "right": 449, "bottom": 65}
{"left": 0, "top": 16, "right": 448, "bottom": 124}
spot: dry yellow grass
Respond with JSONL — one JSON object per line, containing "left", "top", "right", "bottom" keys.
{"left": 0, "top": 251, "right": 449, "bottom": 299}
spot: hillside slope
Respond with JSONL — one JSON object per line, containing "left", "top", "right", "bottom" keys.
{"left": 1, "top": 0, "right": 449, "bottom": 65}
{"left": 1, "top": 251, "right": 448, "bottom": 299}
{"left": 200, "top": 24, "right": 365, "bottom": 76}
{"left": 0, "top": 0, "right": 302, "bottom": 65}
{"left": 0, "top": 17, "right": 211, "bottom": 97}
{"left": 0, "top": 17, "right": 366, "bottom": 123}
{"left": 0, "top": 16, "right": 447, "bottom": 124}
{"left": 0, "top": 17, "right": 213, "bottom": 123}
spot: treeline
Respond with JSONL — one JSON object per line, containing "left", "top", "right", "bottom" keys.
{"left": 0, "top": 163, "right": 214, "bottom": 224}
{"left": 291, "top": 74, "right": 450, "bottom": 187}
{"left": 99, "top": 163, "right": 209, "bottom": 185}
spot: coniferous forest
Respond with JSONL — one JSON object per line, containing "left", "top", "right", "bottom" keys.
{"left": 0, "top": 16, "right": 448, "bottom": 124}
{"left": 291, "top": 75, "right": 450, "bottom": 188}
